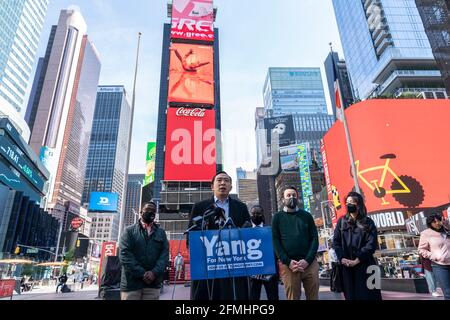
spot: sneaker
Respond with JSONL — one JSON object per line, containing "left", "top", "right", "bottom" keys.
{"left": 432, "top": 292, "right": 442, "bottom": 297}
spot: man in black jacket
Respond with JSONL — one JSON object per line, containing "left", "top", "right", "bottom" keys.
{"left": 119, "top": 201, "right": 169, "bottom": 300}
{"left": 188, "top": 171, "right": 251, "bottom": 300}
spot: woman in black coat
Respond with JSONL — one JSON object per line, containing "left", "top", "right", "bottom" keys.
{"left": 332, "top": 192, "right": 382, "bottom": 300}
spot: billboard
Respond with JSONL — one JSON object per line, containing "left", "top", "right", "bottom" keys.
{"left": 89, "top": 192, "right": 119, "bottom": 212}
{"left": 164, "top": 107, "right": 216, "bottom": 181}
{"left": 264, "top": 115, "right": 296, "bottom": 147}
{"left": 280, "top": 144, "right": 311, "bottom": 171}
{"left": 144, "top": 142, "right": 156, "bottom": 186}
{"left": 171, "top": 0, "right": 214, "bottom": 42}
{"left": 168, "top": 43, "right": 214, "bottom": 105}
{"left": 298, "top": 144, "right": 313, "bottom": 213}
{"left": 321, "top": 99, "right": 450, "bottom": 226}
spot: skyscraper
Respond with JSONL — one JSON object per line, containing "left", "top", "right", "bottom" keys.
{"left": 123, "top": 174, "right": 144, "bottom": 229}
{"left": 324, "top": 50, "right": 355, "bottom": 118}
{"left": 150, "top": 1, "right": 221, "bottom": 239}
{"left": 263, "top": 68, "right": 327, "bottom": 117}
{"left": 82, "top": 86, "right": 132, "bottom": 241}
{"left": 332, "top": 0, "right": 446, "bottom": 99}
{"left": 415, "top": 0, "right": 450, "bottom": 96}
{"left": 28, "top": 9, "right": 101, "bottom": 224}
{"left": 0, "top": 0, "right": 49, "bottom": 141}
{"left": 259, "top": 68, "right": 334, "bottom": 167}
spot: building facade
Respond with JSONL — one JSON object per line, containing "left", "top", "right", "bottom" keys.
{"left": 0, "top": 0, "right": 49, "bottom": 141}
{"left": 236, "top": 168, "right": 258, "bottom": 207}
{"left": 332, "top": 0, "right": 446, "bottom": 99}
{"left": 324, "top": 50, "right": 355, "bottom": 118}
{"left": 263, "top": 68, "right": 327, "bottom": 117}
{"left": 0, "top": 117, "right": 58, "bottom": 260}
{"left": 28, "top": 9, "right": 101, "bottom": 229}
{"left": 123, "top": 174, "right": 144, "bottom": 229}
{"left": 415, "top": 0, "right": 450, "bottom": 96}
{"left": 82, "top": 86, "right": 132, "bottom": 241}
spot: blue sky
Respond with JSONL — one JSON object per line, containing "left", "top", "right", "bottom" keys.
{"left": 33, "top": 0, "right": 344, "bottom": 184}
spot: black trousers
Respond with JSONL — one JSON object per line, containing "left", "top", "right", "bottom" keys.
{"left": 191, "top": 277, "right": 250, "bottom": 300}
{"left": 250, "top": 275, "right": 279, "bottom": 300}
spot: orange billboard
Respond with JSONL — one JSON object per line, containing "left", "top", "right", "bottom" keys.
{"left": 168, "top": 43, "right": 214, "bottom": 105}
{"left": 322, "top": 99, "right": 450, "bottom": 225}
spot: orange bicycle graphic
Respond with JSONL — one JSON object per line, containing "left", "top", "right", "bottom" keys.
{"left": 353, "top": 154, "right": 424, "bottom": 207}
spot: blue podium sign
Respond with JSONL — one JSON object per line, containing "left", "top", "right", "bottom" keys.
{"left": 189, "top": 227, "right": 276, "bottom": 280}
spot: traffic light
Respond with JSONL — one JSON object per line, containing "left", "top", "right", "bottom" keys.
{"left": 14, "top": 246, "right": 20, "bottom": 254}
{"left": 76, "top": 239, "right": 80, "bottom": 248}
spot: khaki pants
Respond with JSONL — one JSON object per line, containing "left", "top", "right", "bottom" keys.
{"left": 281, "top": 259, "right": 319, "bottom": 300}
{"left": 121, "top": 288, "right": 160, "bottom": 300}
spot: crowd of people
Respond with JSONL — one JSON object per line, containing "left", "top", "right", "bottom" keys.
{"left": 117, "top": 171, "right": 450, "bottom": 301}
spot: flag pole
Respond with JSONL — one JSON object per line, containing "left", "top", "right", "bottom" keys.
{"left": 336, "top": 81, "right": 361, "bottom": 194}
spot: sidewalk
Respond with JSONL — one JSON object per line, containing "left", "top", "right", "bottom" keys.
{"left": 2, "top": 284, "right": 442, "bottom": 300}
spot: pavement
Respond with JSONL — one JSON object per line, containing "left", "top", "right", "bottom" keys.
{"left": 1, "top": 283, "right": 444, "bottom": 300}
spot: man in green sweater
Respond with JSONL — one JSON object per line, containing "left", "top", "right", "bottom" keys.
{"left": 272, "top": 186, "right": 319, "bottom": 300}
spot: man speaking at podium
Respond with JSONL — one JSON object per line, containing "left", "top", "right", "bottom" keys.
{"left": 188, "top": 171, "right": 251, "bottom": 300}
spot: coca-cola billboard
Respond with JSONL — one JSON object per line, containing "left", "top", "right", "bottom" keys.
{"left": 171, "top": 0, "right": 214, "bottom": 42}
{"left": 164, "top": 108, "right": 216, "bottom": 181}
{"left": 176, "top": 107, "right": 206, "bottom": 117}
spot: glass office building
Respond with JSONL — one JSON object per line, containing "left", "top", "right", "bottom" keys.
{"left": 0, "top": 0, "right": 49, "bottom": 140}
{"left": 263, "top": 68, "right": 327, "bottom": 116}
{"left": 415, "top": 0, "right": 450, "bottom": 96}
{"left": 82, "top": 86, "right": 132, "bottom": 241}
{"left": 332, "top": 0, "right": 446, "bottom": 99}
{"left": 123, "top": 174, "right": 144, "bottom": 229}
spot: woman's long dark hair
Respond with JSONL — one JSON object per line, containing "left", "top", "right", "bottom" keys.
{"left": 345, "top": 191, "right": 369, "bottom": 230}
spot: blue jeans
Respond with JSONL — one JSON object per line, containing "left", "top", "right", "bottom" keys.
{"left": 424, "top": 269, "right": 436, "bottom": 293}
{"left": 432, "top": 264, "right": 450, "bottom": 300}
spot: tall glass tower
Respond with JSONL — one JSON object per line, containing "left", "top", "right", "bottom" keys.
{"left": 332, "top": 0, "right": 446, "bottom": 99}
{"left": 0, "top": 0, "right": 49, "bottom": 140}
{"left": 263, "top": 68, "right": 327, "bottom": 116}
{"left": 82, "top": 86, "right": 132, "bottom": 241}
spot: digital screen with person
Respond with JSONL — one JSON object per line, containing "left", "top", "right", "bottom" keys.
{"left": 168, "top": 43, "right": 214, "bottom": 105}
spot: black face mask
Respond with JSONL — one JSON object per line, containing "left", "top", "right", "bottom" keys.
{"left": 142, "top": 211, "right": 156, "bottom": 224}
{"left": 285, "top": 197, "right": 298, "bottom": 209}
{"left": 251, "top": 215, "right": 264, "bottom": 225}
{"left": 346, "top": 204, "right": 358, "bottom": 214}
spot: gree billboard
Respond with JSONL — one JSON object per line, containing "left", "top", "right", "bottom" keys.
{"left": 168, "top": 43, "right": 214, "bottom": 106}
{"left": 144, "top": 142, "right": 156, "bottom": 186}
{"left": 171, "top": 0, "right": 214, "bottom": 42}
{"left": 321, "top": 99, "right": 450, "bottom": 226}
{"left": 164, "top": 107, "right": 216, "bottom": 181}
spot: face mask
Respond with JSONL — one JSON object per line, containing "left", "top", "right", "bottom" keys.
{"left": 142, "top": 211, "right": 156, "bottom": 224}
{"left": 251, "top": 216, "right": 264, "bottom": 225}
{"left": 346, "top": 204, "right": 358, "bottom": 214}
{"left": 285, "top": 197, "right": 298, "bottom": 209}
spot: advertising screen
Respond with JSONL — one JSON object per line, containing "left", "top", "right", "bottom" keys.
{"left": 264, "top": 115, "right": 296, "bottom": 147}
{"left": 280, "top": 143, "right": 311, "bottom": 171}
{"left": 321, "top": 99, "right": 450, "bottom": 226}
{"left": 144, "top": 142, "right": 156, "bottom": 186}
{"left": 88, "top": 192, "right": 119, "bottom": 212}
{"left": 168, "top": 43, "right": 214, "bottom": 105}
{"left": 164, "top": 107, "right": 216, "bottom": 181}
{"left": 298, "top": 144, "right": 313, "bottom": 213}
{"left": 171, "top": 0, "right": 214, "bottom": 42}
